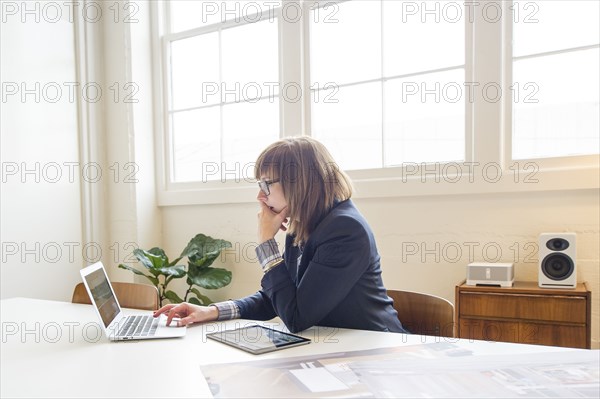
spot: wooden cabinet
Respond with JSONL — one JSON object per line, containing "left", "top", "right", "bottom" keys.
{"left": 455, "top": 281, "right": 591, "bottom": 349}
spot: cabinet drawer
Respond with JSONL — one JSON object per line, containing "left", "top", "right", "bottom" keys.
{"left": 458, "top": 292, "right": 587, "bottom": 323}
{"left": 459, "top": 319, "right": 521, "bottom": 344}
{"left": 459, "top": 319, "right": 588, "bottom": 348}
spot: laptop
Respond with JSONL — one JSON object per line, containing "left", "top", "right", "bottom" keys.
{"left": 80, "top": 262, "right": 186, "bottom": 341}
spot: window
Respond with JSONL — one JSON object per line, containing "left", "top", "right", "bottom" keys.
{"left": 309, "top": 0, "right": 465, "bottom": 170}
{"left": 164, "top": 1, "right": 281, "bottom": 183}
{"left": 152, "top": 0, "right": 599, "bottom": 205}
{"left": 512, "top": 0, "right": 600, "bottom": 159}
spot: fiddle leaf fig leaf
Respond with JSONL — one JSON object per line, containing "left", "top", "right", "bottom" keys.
{"left": 189, "top": 252, "right": 220, "bottom": 269}
{"left": 156, "top": 264, "right": 186, "bottom": 278}
{"left": 133, "top": 248, "right": 185, "bottom": 278}
{"left": 187, "top": 267, "right": 232, "bottom": 290}
{"left": 190, "top": 288, "right": 213, "bottom": 305}
{"left": 117, "top": 264, "right": 159, "bottom": 286}
{"left": 147, "top": 247, "right": 169, "bottom": 264}
{"left": 181, "top": 234, "right": 232, "bottom": 268}
{"left": 188, "top": 297, "right": 202, "bottom": 306}
{"left": 133, "top": 248, "right": 168, "bottom": 270}
{"left": 164, "top": 290, "right": 184, "bottom": 304}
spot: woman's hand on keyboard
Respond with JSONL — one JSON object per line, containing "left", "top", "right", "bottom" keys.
{"left": 153, "top": 303, "right": 219, "bottom": 327}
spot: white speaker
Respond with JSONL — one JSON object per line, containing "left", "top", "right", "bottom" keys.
{"left": 538, "top": 233, "right": 576, "bottom": 289}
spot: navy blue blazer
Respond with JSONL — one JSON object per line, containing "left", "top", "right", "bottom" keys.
{"left": 234, "top": 199, "right": 407, "bottom": 333}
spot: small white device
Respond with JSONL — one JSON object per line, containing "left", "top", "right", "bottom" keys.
{"left": 466, "top": 262, "right": 514, "bottom": 287}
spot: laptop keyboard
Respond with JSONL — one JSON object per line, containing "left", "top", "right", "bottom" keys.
{"left": 117, "top": 315, "right": 159, "bottom": 338}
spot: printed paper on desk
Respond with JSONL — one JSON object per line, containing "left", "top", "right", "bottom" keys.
{"left": 289, "top": 367, "right": 349, "bottom": 393}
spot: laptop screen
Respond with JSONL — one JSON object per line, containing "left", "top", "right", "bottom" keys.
{"left": 83, "top": 268, "right": 120, "bottom": 327}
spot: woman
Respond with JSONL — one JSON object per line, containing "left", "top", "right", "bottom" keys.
{"left": 154, "top": 137, "right": 406, "bottom": 333}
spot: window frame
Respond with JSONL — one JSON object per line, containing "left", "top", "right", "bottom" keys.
{"left": 151, "top": 0, "right": 599, "bottom": 207}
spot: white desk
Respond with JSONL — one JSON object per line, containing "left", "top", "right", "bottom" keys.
{"left": 1, "top": 298, "right": 597, "bottom": 398}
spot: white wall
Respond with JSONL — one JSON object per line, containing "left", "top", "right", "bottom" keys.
{"left": 159, "top": 188, "right": 599, "bottom": 347}
{"left": 1, "top": 10, "right": 83, "bottom": 301}
{"left": 0, "top": 0, "right": 159, "bottom": 300}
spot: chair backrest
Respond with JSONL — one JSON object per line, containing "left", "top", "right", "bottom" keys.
{"left": 387, "top": 289, "right": 455, "bottom": 337}
{"left": 72, "top": 281, "right": 160, "bottom": 311}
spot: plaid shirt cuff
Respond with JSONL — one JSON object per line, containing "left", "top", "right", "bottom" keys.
{"left": 211, "top": 300, "right": 240, "bottom": 321}
{"left": 256, "top": 238, "right": 283, "bottom": 270}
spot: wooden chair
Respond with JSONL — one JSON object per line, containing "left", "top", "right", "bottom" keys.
{"left": 387, "top": 289, "right": 455, "bottom": 337}
{"left": 72, "top": 282, "right": 160, "bottom": 311}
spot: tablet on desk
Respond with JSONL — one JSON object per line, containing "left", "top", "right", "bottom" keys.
{"left": 206, "top": 325, "right": 311, "bottom": 355}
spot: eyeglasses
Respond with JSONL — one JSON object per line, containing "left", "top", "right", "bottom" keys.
{"left": 257, "top": 179, "right": 280, "bottom": 196}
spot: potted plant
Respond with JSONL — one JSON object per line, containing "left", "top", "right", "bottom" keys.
{"left": 118, "top": 234, "right": 232, "bottom": 306}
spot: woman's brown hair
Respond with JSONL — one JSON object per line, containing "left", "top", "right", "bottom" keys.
{"left": 255, "top": 137, "right": 353, "bottom": 246}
